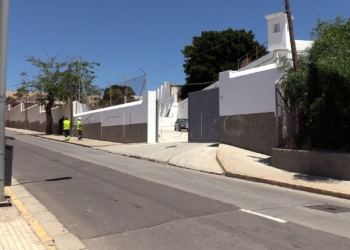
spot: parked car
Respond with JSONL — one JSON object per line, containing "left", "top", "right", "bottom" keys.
{"left": 174, "top": 118, "right": 188, "bottom": 131}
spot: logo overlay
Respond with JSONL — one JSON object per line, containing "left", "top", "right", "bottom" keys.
{"left": 224, "top": 114, "right": 248, "bottom": 137}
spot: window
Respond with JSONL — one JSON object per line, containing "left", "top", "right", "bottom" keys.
{"left": 274, "top": 23, "right": 281, "bottom": 33}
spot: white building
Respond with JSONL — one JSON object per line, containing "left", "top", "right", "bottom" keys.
{"left": 238, "top": 12, "right": 313, "bottom": 71}
{"left": 181, "top": 11, "right": 313, "bottom": 154}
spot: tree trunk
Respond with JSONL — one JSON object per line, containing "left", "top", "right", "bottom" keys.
{"left": 45, "top": 96, "right": 54, "bottom": 135}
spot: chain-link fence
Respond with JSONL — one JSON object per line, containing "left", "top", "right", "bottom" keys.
{"left": 118, "top": 73, "right": 147, "bottom": 102}
{"left": 99, "top": 71, "right": 147, "bottom": 108}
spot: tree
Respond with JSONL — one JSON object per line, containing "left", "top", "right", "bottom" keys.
{"left": 6, "top": 96, "right": 16, "bottom": 106}
{"left": 21, "top": 55, "right": 99, "bottom": 135}
{"left": 101, "top": 84, "right": 135, "bottom": 106}
{"left": 280, "top": 16, "right": 350, "bottom": 150}
{"left": 180, "top": 28, "right": 267, "bottom": 99}
{"left": 14, "top": 85, "right": 27, "bottom": 100}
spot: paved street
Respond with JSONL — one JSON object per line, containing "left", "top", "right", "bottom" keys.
{"left": 5, "top": 130, "right": 350, "bottom": 250}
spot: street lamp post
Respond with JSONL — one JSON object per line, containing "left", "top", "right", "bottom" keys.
{"left": 0, "top": 0, "right": 9, "bottom": 203}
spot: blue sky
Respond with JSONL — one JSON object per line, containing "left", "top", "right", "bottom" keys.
{"left": 6, "top": 0, "right": 350, "bottom": 92}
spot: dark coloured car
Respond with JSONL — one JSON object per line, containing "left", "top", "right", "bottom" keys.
{"left": 174, "top": 118, "right": 188, "bottom": 131}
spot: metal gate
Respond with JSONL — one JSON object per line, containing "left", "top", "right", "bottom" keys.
{"left": 188, "top": 88, "right": 219, "bottom": 142}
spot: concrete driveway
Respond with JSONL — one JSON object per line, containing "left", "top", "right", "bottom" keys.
{"left": 158, "top": 130, "right": 188, "bottom": 143}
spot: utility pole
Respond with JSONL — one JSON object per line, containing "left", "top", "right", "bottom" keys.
{"left": 122, "top": 76, "right": 127, "bottom": 104}
{"left": 95, "top": 86, "right": 99, "bottom": 108}
{"left": 24, "top": 82, "right": 28, "bottom": 130}
{"left": 0, "top": 0, "right": 9, "bottom": 203}
{"left": 107, "top": 82, "right": 112, "bottom": 106}
{"left": 75, "top": 81, "right": 78, "bottom": 114}
{"left": 69, "top": 64, "right": 73, "bottom": 128}
{"left": 285, "top": 0, "right": 298, "bottom": 71}
{"left": 141, "top": 68, "right": 147, "bottom": 93}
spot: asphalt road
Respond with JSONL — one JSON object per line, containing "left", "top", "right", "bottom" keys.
{"left": 6, "top": 131, "right": 350, "bottom": 250}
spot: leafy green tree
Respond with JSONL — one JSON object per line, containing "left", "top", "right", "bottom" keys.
{"left": 102, "top": 85, "right": 135, "bottom": 106}
{"left": 14, "top": 84, "right": 28, "bottom": 100}
{"left": 21, "top": 55, "right": 99, "bottom": 134}
{"left": 180, "top": 28, "right": 267, "bottom": 99}
{"left": 6, "top": 96, "right": 16, "bottom": 106}
{"left": 280, "top": 16, "right": 350, "bottom": 150}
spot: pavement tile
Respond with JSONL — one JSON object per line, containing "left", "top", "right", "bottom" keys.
{"left": 0, "top": 210, "right": 47, "bottom": 250}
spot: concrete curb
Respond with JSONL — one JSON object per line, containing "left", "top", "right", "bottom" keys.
{"left": 8, "top": 128, "right": 222, "bottom": 175}
{"left": 97, "top": 149, "right": 225, "bottom": 176}
{"left": 215, "top": 148, "right": 228, "bottom": 174}
{"left": 12, "top": 128, "right": 350, "bottom": 200}
{"left": 5, "top": 187, "right": 57, "bottom": 250}
{"left": 215, "top": 149, "right": 350, "bottom": 201}
{"left": 12, "top": 130, "right": 115, "bottom": 148}
{"left": 33, "top": 135, "right": 94, "bottom": 148}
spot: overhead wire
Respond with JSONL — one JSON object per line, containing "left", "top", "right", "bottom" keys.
{"left": 146, "top": 13, "right": 283, "bottom": 76}
{"left": 93, "top": 13, "right": 283, "bottom": 88}
{"left": 87, "top": 12, "right": 284, "bottom": 90}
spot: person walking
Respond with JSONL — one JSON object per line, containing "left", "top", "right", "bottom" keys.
{"left": 76, "top": 117, "right": 83, "bottom": 140}
{"left": 63, "top": 117, "right": 71, "bottom": 141}
{"left": 58, "top": 116, "right": 64, "bottom": 135}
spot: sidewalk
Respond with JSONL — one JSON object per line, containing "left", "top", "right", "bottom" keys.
{"left": 6, "top": 128, "right": 224, "bottom": 174}
{"left": 6, "top": 128, "right": 350, "bottom": 199}
{"left": 6, "top": 128, "right": 120, "bottom": 147}
{"left": 6, "top": 127, "right": 350, "bottom": 202}
{"left": 0, "top": 201, "right": 48, "bottom": 250}
{"left": 97, "top": 142, "right": 224, "bottom": 174}
{"left": 1, "top": 184, "right": 54, "bottom": 250}
{"left": 3, "top": 127, "right": 350, "bottom": 248}
{"left": 217, "top": 144, "right": 350, "bottom": 200}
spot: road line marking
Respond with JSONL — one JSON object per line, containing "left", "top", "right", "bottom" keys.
{"left": 239, "top": 209, "right": 288, "bottom": 223}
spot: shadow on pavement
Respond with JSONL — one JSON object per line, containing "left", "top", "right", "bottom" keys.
{"left": 13, "top": 177, "right": 73, "bottom": 185}
{"left": 293, "top": 173, "right": 340, "bottom": 183}
{"left": 45, "top": 177, "right": 73, "bottom": 182}
{"left": 247, "top": 155, "right": 271, "bottom": 166}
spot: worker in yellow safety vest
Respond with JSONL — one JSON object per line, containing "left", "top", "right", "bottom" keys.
{"left": 63, "top": 117, "right": 71, "bottom": 141}
{"left": 76, "top": 117, "right": 83, "bottom": 140}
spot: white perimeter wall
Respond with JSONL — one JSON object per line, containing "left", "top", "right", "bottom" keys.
{"left": 6, "top": 103, "right": 24, "bottom": 122}
{"left": 156, "top": 81, "right": 179, "bottom": 131}
{"left": 177, "top": 98, "right": 188, "bottom": 119}
{"left": 27, "top": 105, "right": 43, "bottom": 123}
{"left": 50, "top": 104, "right": 70, "bottom": 124}
{"left": 219, "top": 64, "right": 282, "bottom": 116}
{"left": 74, "top": 91, "right": 156, "bottom": 143}
{"left": 6, "top": 103, "right": 70, "bottom": 124}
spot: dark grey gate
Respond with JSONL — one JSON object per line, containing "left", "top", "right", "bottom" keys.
{"left": 188, "top": 88, "right": 219, "bottom": 142}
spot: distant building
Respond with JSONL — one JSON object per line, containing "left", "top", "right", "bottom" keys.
{"left": 6, "top": 90, "right": 65, "bottom": 105}
{"left": 132, "top": 95, "right": 143, "bottom": 101}
{"left": 87, "top": 95, "right": 102, "bottom": 107}
{"left": 170, "top": 84, "right": 182, "bottom": 96}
